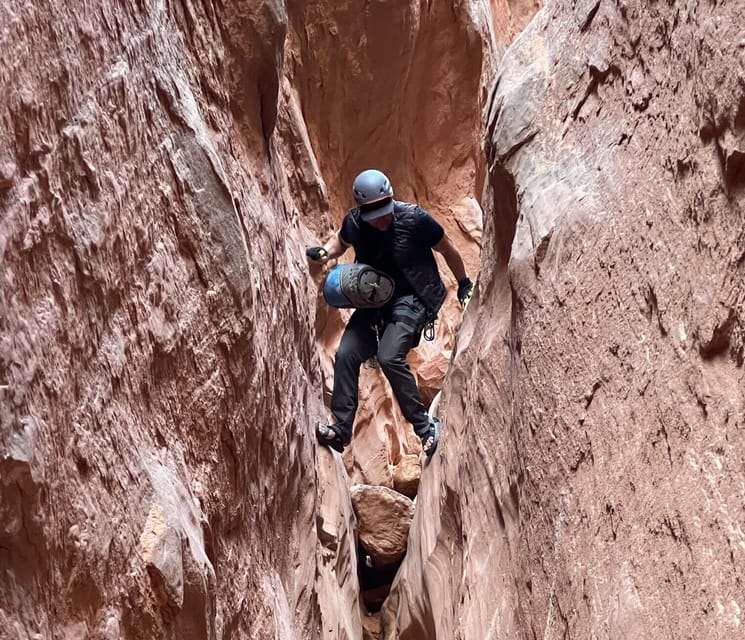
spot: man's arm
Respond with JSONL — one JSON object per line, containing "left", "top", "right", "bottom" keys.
{"left": 433, "top": 235, "right": 466, "bottom": 281}
{"left": 306, "top": 231, "right": 350, "bottom": 263}
{"left": 433, "top": 234, "right": 474, "bottom": 308}
{"left": 323, "top": 231, "right": 351, "bottom": 260}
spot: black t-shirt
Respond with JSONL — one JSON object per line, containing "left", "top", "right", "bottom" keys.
{"left": 340, "top": 210, "right": 444, "bottom": 298}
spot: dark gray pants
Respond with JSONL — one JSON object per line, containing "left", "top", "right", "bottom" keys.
{"left": 330, "top": 295, "right": 430, "bottom": 443}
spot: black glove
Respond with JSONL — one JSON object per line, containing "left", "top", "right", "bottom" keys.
{"left": 457, "top": 277, "right": 474, "bottom": 309}
{"left": 306, "top": 246, "right": 329, "bottom": 264}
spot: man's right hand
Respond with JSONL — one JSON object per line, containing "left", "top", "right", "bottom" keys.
{"left": 306, "top": 246, "right": 329, "bottom": 264}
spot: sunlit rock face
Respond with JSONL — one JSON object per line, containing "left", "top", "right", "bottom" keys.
{"left": 385, "top": 0, "right": 745, "bottom": 638}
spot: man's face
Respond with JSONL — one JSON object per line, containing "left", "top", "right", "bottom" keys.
{"left": 366, "top": 213, "right": 393, "bottom": 231}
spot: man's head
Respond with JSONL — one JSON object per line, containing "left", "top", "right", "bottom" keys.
{"left": 353, "top": 169, "right": 394, "bottom": 224}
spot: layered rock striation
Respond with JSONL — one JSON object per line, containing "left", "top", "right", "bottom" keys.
{"left": 0, "top": 1, "right": 355, "bottom": 637}
{"left": 0, "top": 1, "right": 502, "bottom": 638}
{"left": 386, "top": 0, "right": 745, "bottom": 638}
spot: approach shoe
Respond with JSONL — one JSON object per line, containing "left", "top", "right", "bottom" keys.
{"left": 420, "top": 416, "right": 441, "bottom": 457}
{"left": 315, "top": 421, "right": 351, "bottom": 453}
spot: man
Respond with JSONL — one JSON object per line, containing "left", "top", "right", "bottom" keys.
{"left": 306, "top": 169, "right": 474, "bottom": 456}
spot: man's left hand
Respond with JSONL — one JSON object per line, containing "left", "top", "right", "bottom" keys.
{"left": 457, "top": 277, "right": 474, "bottom": 309}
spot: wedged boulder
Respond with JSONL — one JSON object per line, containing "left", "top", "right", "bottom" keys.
{"left": 415, "top": 352, "right": 450, "bottom": 410}
{"left": 392, "top": 455, "right": 421, "bottom": 499}
{"left": 351, "top": 485, "right": 415, "bottom": 567}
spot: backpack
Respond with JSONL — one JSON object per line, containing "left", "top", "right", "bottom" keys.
{"left": 323, "top": 263, "right": 394, "bottom": 309}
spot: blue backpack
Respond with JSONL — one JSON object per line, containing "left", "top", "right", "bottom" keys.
{"left": 323, "top": 263, "right": 394, "bottom": 309}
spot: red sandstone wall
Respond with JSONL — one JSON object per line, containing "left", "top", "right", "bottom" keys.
{"left": 386, "top": 1, "right": 745, "bottom": 638}
{"left": 0, "top": 2, "right": 353, "bottom": 637}
{"left": 0, "top": 1, "right": 502, "bottom": 638}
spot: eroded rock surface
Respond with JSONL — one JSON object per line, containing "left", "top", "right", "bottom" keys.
{"left": 392, "top": 455, "right": 421, "bottom": 499}
{"left": 386, "top": 1, "right": 745, "bottom": 638}
{"left": 0, "top": 1, "right": 355, "bottom": 638}
{"left": 0, "top": 1, "right": 505, "bottom": 638}
{"left": 352, "top": 484, "right": 416, "bottom": 568}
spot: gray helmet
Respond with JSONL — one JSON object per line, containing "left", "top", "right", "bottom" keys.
{"left": 352, "top": 169, "right": 393, "bottom": 205}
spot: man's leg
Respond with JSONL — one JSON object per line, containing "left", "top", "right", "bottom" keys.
{"left": 376, "top": 310, "right": 430, "bottom": 438}
{"left": 328, "top": 311, "right": 377, "bottom": 443}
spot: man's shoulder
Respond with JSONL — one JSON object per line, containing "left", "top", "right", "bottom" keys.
{"left": 393, "top": 201, "right": 434, "bottom": 227}
{"left": 393, "top": 201, "right": 443, "bottom": 246}
{"left": 342, "top": 207, "right": 362, "bottom": 227}
{"left": 393, "top": 200, "right": 421, "bottom": 213}
{"left": 340, "top": 208, "right": 361, "bottom": 243}
{"left": 393, "top": 200, "right": 430, "bottom": 219}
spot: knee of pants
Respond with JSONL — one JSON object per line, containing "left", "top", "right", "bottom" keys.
{"left": 335, "top": 343, "right": 365, "bottom": 368}
{"left": 376, "top": 350, "right": 404, "bottom": 372}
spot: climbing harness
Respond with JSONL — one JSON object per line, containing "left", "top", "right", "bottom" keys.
{"left": 364, "top": 314, "right": 384, "bottom": 369}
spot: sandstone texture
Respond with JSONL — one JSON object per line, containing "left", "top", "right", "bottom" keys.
{"left": 351, "top": 484, "right": 416, "bottom": 568}
{"left": 386, "top": 1, "right": 745, "bottom": 639}
{"left": 0, "top": 1, "right": 505, "bottom": 638}
{"left": 392, "top": 455, "right": 422, "bottom": 499}
{"left": 0, "top": 0, "right": 363, "bottom": 636}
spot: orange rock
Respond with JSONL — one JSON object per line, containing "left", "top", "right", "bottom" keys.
{"left": 392, "top": 455, "right": 421, "bottom": 499}
{"left": 351, "top": 485, "right": 415, "bottom": 567}
{"left": 416, "top": 352, "right": 451, "bottom": 409}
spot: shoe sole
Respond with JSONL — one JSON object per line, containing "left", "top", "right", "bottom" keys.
{"left": 315, "top": 421, "right": 346, "bottom": 453}
{"left": 424, "top": 417, "right": 441, "bottom": 457}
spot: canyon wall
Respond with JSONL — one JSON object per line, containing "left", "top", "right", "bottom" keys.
{"left": 0, "top": 1, "right": 502, "bottom": 638}
{"left": 386, "top": 0, "right": 745, "bottom": 638}
{"left": 0, "top": 2, "right": 348, "bottom": 638}
{"left": 8, "top": 0, "right": 736, "bottom": 638}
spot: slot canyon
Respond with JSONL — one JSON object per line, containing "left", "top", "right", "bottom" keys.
{"left": 1, "top": 0, "right": 744, "bottom": 638}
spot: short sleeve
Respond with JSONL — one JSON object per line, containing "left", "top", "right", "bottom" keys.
{"left": 418, "top": 211, "right": 445, "bottom": 247}
{"left": 339, "top": 213, "right": 357, "bottom": 246}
